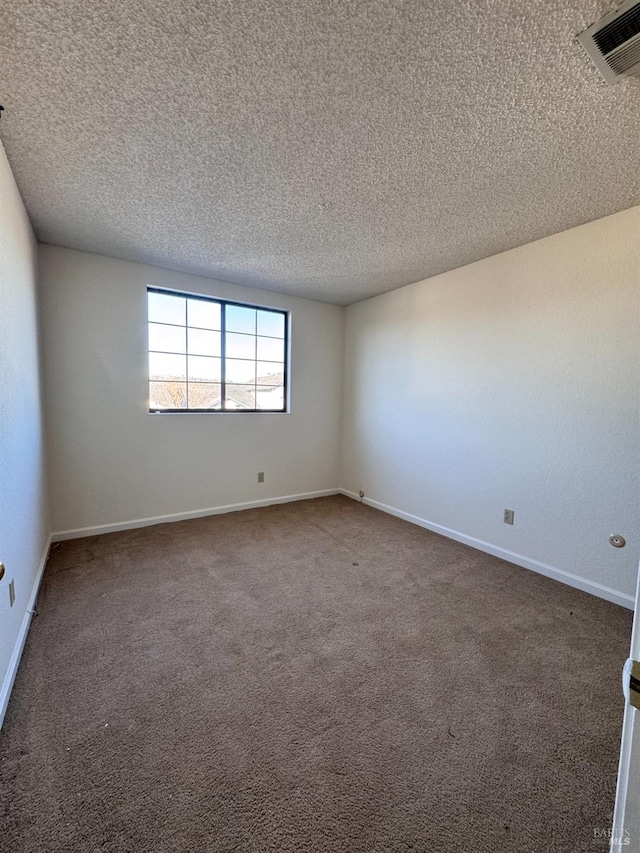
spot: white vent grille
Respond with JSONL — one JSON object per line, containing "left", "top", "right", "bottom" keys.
{"left": 578, "top": 0, "right": 640, "bottom": 84}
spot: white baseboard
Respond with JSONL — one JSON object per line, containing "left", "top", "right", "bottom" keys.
{"left": 340, "top": 489, "right": 634, "bottom": 610}
{"left": 51, "top": 489, "right": 341, "bottom": 542}
{"left": 0, "top": 535, "right": 52, "bottom": 729}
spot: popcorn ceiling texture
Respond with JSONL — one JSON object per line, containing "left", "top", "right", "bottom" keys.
{"left": 0, "top": 0, "right": 639, "bottom": 304}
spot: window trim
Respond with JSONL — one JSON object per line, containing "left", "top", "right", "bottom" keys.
{"left": 147, "top": 286, "right": 290, "bottom": 414}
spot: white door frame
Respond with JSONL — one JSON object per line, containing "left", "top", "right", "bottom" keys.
{"left": 610, "top": 561, "right": 640, "bottom": 851}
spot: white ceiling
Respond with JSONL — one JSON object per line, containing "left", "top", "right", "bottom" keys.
{"left": 1, "top": 0, "right": 639, "bottom": 304}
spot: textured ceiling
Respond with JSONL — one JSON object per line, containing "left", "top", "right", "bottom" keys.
{"left": 1, "top": 1, "right": 639, "bottom": 304}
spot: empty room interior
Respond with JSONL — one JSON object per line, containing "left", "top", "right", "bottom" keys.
{"left": 1, "top": 1, "right": 640, "bottom": 851}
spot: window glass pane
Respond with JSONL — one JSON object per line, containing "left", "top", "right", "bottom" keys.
{"left": 187, "top": 382, "right": 221, "bottom": 409}
{"left": 149, "top": 352, "right": 186, "bottom": 381}
{"left": 257, "top": 310, "right": 285, "bottom": 338}
{"left": 226, "top": 332, "right": 256, "bottom": 360}
{"left": 188, "top": 328, "right": 220, "bottom": 357}
{"left": 256, "top": 336, "right": 284, "bottom": 362}
{"left": 225, "top": 384, "right": 256, "bottom": 410}
{"left": 256, "top": 386, "right": 284, "bottom": 410}
{"left": 149, "top": 322, "right": 185, "bottom": 354}
{"left": 226, "top": 305, "right": 256, "bottom": 334}
{"left": 256, "top": 362, "right": 284, "bottom": 383}
{"left": 149, "top": 381, "right": 187, "bottom": 409}
{"left": 188, "top": 299, "right": 221, "bottom": 330}
{"left": 148, "top": 292, "right": 186, "bottom": 326}
{"left": 226, "top": 358, "right": 256, "bottom": 383}
{"left": 188, "top": 356, "right": 221, "bottom": 382}
{"left": 147, "top": 289, "right": 287, "bottom": 413}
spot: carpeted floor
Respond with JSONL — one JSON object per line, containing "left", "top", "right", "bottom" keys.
{"left": 0, "top": 495, "right": 632, "bottom": 852}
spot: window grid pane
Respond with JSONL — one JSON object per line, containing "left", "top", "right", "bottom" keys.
{"left": 257, "top": 310, "right": 285, "bottom": 339}
{"left": 148, "top": 293, "right": 186, "bottom": 326}
{"left": 187, "top": 299, "right": 221, "bottom": 331}
{"left": 226, "top": 305, "right": 256, "bottom": 335}
{"left": 147, "top": 289, "right": 287, "bottom": 412}
{"left": 186, "top": 382, "right": 221, "bottom": 410}
{"left": 149, "top": 322, "right": 186, "bottom": 354}
{"left": 226, "top": 332, "right": 256, "bottom": 360}
{"left": 188, "top": 328, "right": 220, "bottom": 357}
{"left": 188, "top": 355, "right": 221, "bottom": 382}
{"left": 256, "top": 336, "right": 285, "bottom": 362}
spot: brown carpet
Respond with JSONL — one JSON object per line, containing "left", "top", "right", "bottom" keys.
{"left": 0, "top": 495, "right": 631, "bottom": 852}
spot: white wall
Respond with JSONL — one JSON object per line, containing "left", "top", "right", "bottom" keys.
{"left": 39, "top": 246, "right": 344, "bottom": 535}
{"left": 341, "top": 208, "right": 640, "bottom": 603}
{"left": 0, "top": 141, "right": 49, "bottom": 723}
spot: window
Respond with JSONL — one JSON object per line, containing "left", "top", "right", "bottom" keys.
{"left": 147, "top": 288, "right": 288, "bottom": 412}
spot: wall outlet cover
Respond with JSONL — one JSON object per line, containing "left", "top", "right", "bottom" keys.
{"left": 504, "top": 509, "right": 515, "bottom": 525}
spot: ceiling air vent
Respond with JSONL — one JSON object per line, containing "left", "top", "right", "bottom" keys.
{"left": 577, "top": 0, "right": 640, "bottom": 84}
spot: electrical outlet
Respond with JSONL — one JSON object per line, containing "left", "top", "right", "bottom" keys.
{"left": 257, "top": 472, "right": 265, "bottom": 483}
{"left": 504, "top": 509, "right": 515, "bottom": 525}
{"left": 9, "top": 579, "right": 15, "bottom": 607}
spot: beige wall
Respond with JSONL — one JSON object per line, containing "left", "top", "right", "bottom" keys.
{"left": 342, "top": 207, "right": 640, "bottom": 602}
{"left": 0, "top": 141, "right": 49, "bottom": 723}
{"left": 39, "top": 246, "right": 344, "bottom": 535}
